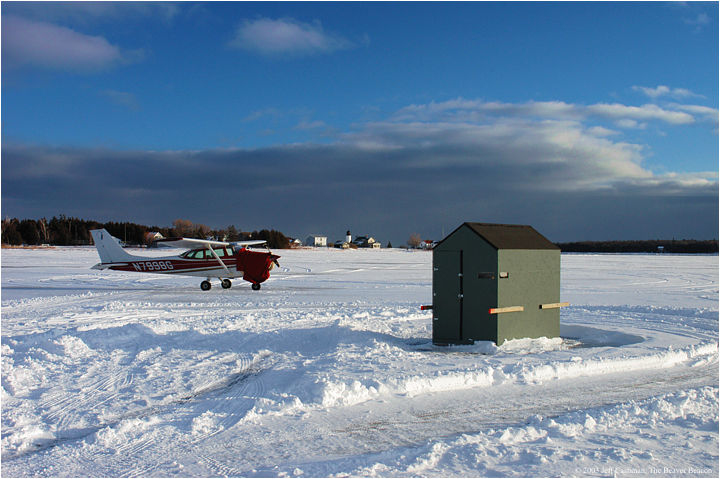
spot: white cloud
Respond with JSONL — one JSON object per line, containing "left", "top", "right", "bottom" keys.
{"left": 242, "top": 108, "right": 283, "bottom": 123}
{"left": 294, "top": 120, "right": 328, "bottom": 130}
{"left": 684, "top": 12, "right": 711, "bottom": 31}
{"left": 669, "top": 103, "right": 719, "bottom": 127}
{"left": 100, "top": 90, "right": 140, "bottom": 111}
{"left": 395, "top": 99, "right": 580, "bottom": 122}
{"left": 343, "top": 97, "right": 719, "bottom": 194}
{"left": 395, "top": 98, "right": 699, "bottom": 127}
{"left": 614, "top": 119, "right": 646, "bottom": 129}
{"left": 3, "top": 2, "right": 179, "bottom": 25}
{"left": 342, "top": 118, "right": 653, "bottom": 192}
{"left": 358, "top": 97, "right": 719, "bottom": 195}
{"left": 586, "top": 126, "right": 619, "bottom": 137}
{"left": 585, "top": 103, "right": 695, "bottom": 125}
{"left": 1, "top": 15, "right": 139, "bottom": 72}
{"left": 632, "top": 85, "right": 703, "bottom": 99}
{"left": 229, "top": 18, "right": 351, "bottom": 56}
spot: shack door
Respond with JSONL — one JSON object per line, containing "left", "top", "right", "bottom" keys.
{"left": 432, "top": 250, "right": 468, "bottom": 344}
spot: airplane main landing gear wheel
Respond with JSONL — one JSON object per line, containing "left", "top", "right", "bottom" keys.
{"left": 200, "top": 280, "right": 212, "bottom": 291}
{"left": 251, "top": 283, "right": 261, "bottom": 291}
{"left": 221, "top": 279, "right": 232, "bottom": 289}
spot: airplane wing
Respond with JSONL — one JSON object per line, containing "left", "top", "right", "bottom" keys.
{"left": 233, "top": 240, "right": 268, "bottom": 247}
{"left": 154, "top": 237, "right": 267, "bottom": 249}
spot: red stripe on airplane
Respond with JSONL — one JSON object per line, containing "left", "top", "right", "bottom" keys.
{"left": 110, "top": 259, "right": 238, "bottom": 274}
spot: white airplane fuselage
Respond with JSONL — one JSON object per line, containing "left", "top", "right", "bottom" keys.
{"left": 90, "top": 229, "right": 279, "bottom": 290}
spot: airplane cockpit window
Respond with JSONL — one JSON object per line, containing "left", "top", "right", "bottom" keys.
{"left": 180, "top": 250, "right": 205, "bottom": 259}
{"left": 180, "top": 248, "right": 233, "bottom": 259}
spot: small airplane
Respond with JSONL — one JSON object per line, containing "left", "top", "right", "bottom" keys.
{"left": 90, "top": 228, "right": 280, "bottom": 291}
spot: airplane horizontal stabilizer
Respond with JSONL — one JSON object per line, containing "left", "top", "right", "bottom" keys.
{"left": 92, "top": 262, "right": 128, "bottom": 270}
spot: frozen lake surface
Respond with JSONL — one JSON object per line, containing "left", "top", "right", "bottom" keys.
{"left": 1, "top": 247, "right": 718, "bottom": 477}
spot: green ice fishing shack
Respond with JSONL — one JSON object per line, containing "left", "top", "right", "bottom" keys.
{"left": 430, "top": 223, "right": 567, "bottom": 345}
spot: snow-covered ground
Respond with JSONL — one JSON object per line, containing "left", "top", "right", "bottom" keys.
{"left": 1, "top": 247, "right": 717, "bottom": 477}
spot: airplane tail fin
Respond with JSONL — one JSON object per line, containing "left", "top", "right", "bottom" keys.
{"left": 90, "top": 229, "right": 135, "bottom": 264}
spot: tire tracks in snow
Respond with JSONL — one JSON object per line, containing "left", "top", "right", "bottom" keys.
{"left": 1, "top": 354, "right": 273, "bottom": 462}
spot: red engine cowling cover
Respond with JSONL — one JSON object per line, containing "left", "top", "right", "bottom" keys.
{"left": 236, "top": 250, "right": 280, "bottom": 285}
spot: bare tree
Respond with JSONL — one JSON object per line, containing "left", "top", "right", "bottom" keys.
{"left": 226, "top": 225, "right": 240, "bottom": 242}
{"left": 172, "top": 219, "right": 193, "bottom": 237}
{"left": 194, "top": 223, "right": 211, "bottom": 239}
{"left": 407, "top": 233, "right": 422, "bottom": 249}
{"left": 38, "top": 218, "right": 49, "bottom": 243}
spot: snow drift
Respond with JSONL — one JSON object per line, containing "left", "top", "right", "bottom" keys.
{"left": 1, "top": 248, "right": 717, "bottom": 476}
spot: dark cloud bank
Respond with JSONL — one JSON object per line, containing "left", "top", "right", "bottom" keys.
{"left": 2, "top": 124, "right": 717, "bottom": 244}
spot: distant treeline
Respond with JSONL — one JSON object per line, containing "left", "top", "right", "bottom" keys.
{"left": 556, "top": 240, "right": 718, "bottom": 254}
{"left": 1, "top": 216, "right": 290, "bottom": 249}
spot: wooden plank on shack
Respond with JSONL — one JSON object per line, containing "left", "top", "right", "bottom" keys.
{"left": 539, "top": 302, "right": 570, "bottom": 309}
{"left": 489, "top": 306, "right": 524, "bottom": 314}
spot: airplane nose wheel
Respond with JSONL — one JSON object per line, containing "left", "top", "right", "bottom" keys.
{"left": 200, "top": 280, "right": 211, "bottom": 291}
{"left": 251, "top": 283, "right": 261, "bottom": 291}
{"left": 221, "top": 279, "right": 232, "bottom": 289}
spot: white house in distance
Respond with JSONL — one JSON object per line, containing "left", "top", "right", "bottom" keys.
{"left": 305, "top": 235, "right": 327, "bottom": 247}
{"left": 144, "top": 231, "right": 164, "bottom": 245}
{"left": 353, "top": 235, "right": 381, "bottom": 249}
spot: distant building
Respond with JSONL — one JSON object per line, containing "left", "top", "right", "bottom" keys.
{"left": 145, "top": 232, "right": 164, "bottom": 245}
{"left": 353, "top": 235, "right": 381, "bottom": 249}
{"left": 422, "top": 240, "right": 436, "bottom": 250}
{"left": 306, "top": 235, "right": 327, "bottom": 247}
{"left": 333, "top": 230, "right": 356, "bottom": 249}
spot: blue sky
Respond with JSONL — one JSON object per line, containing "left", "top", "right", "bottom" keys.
{"left": 2, "top": 1, "right": 718, "bottom": 244}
